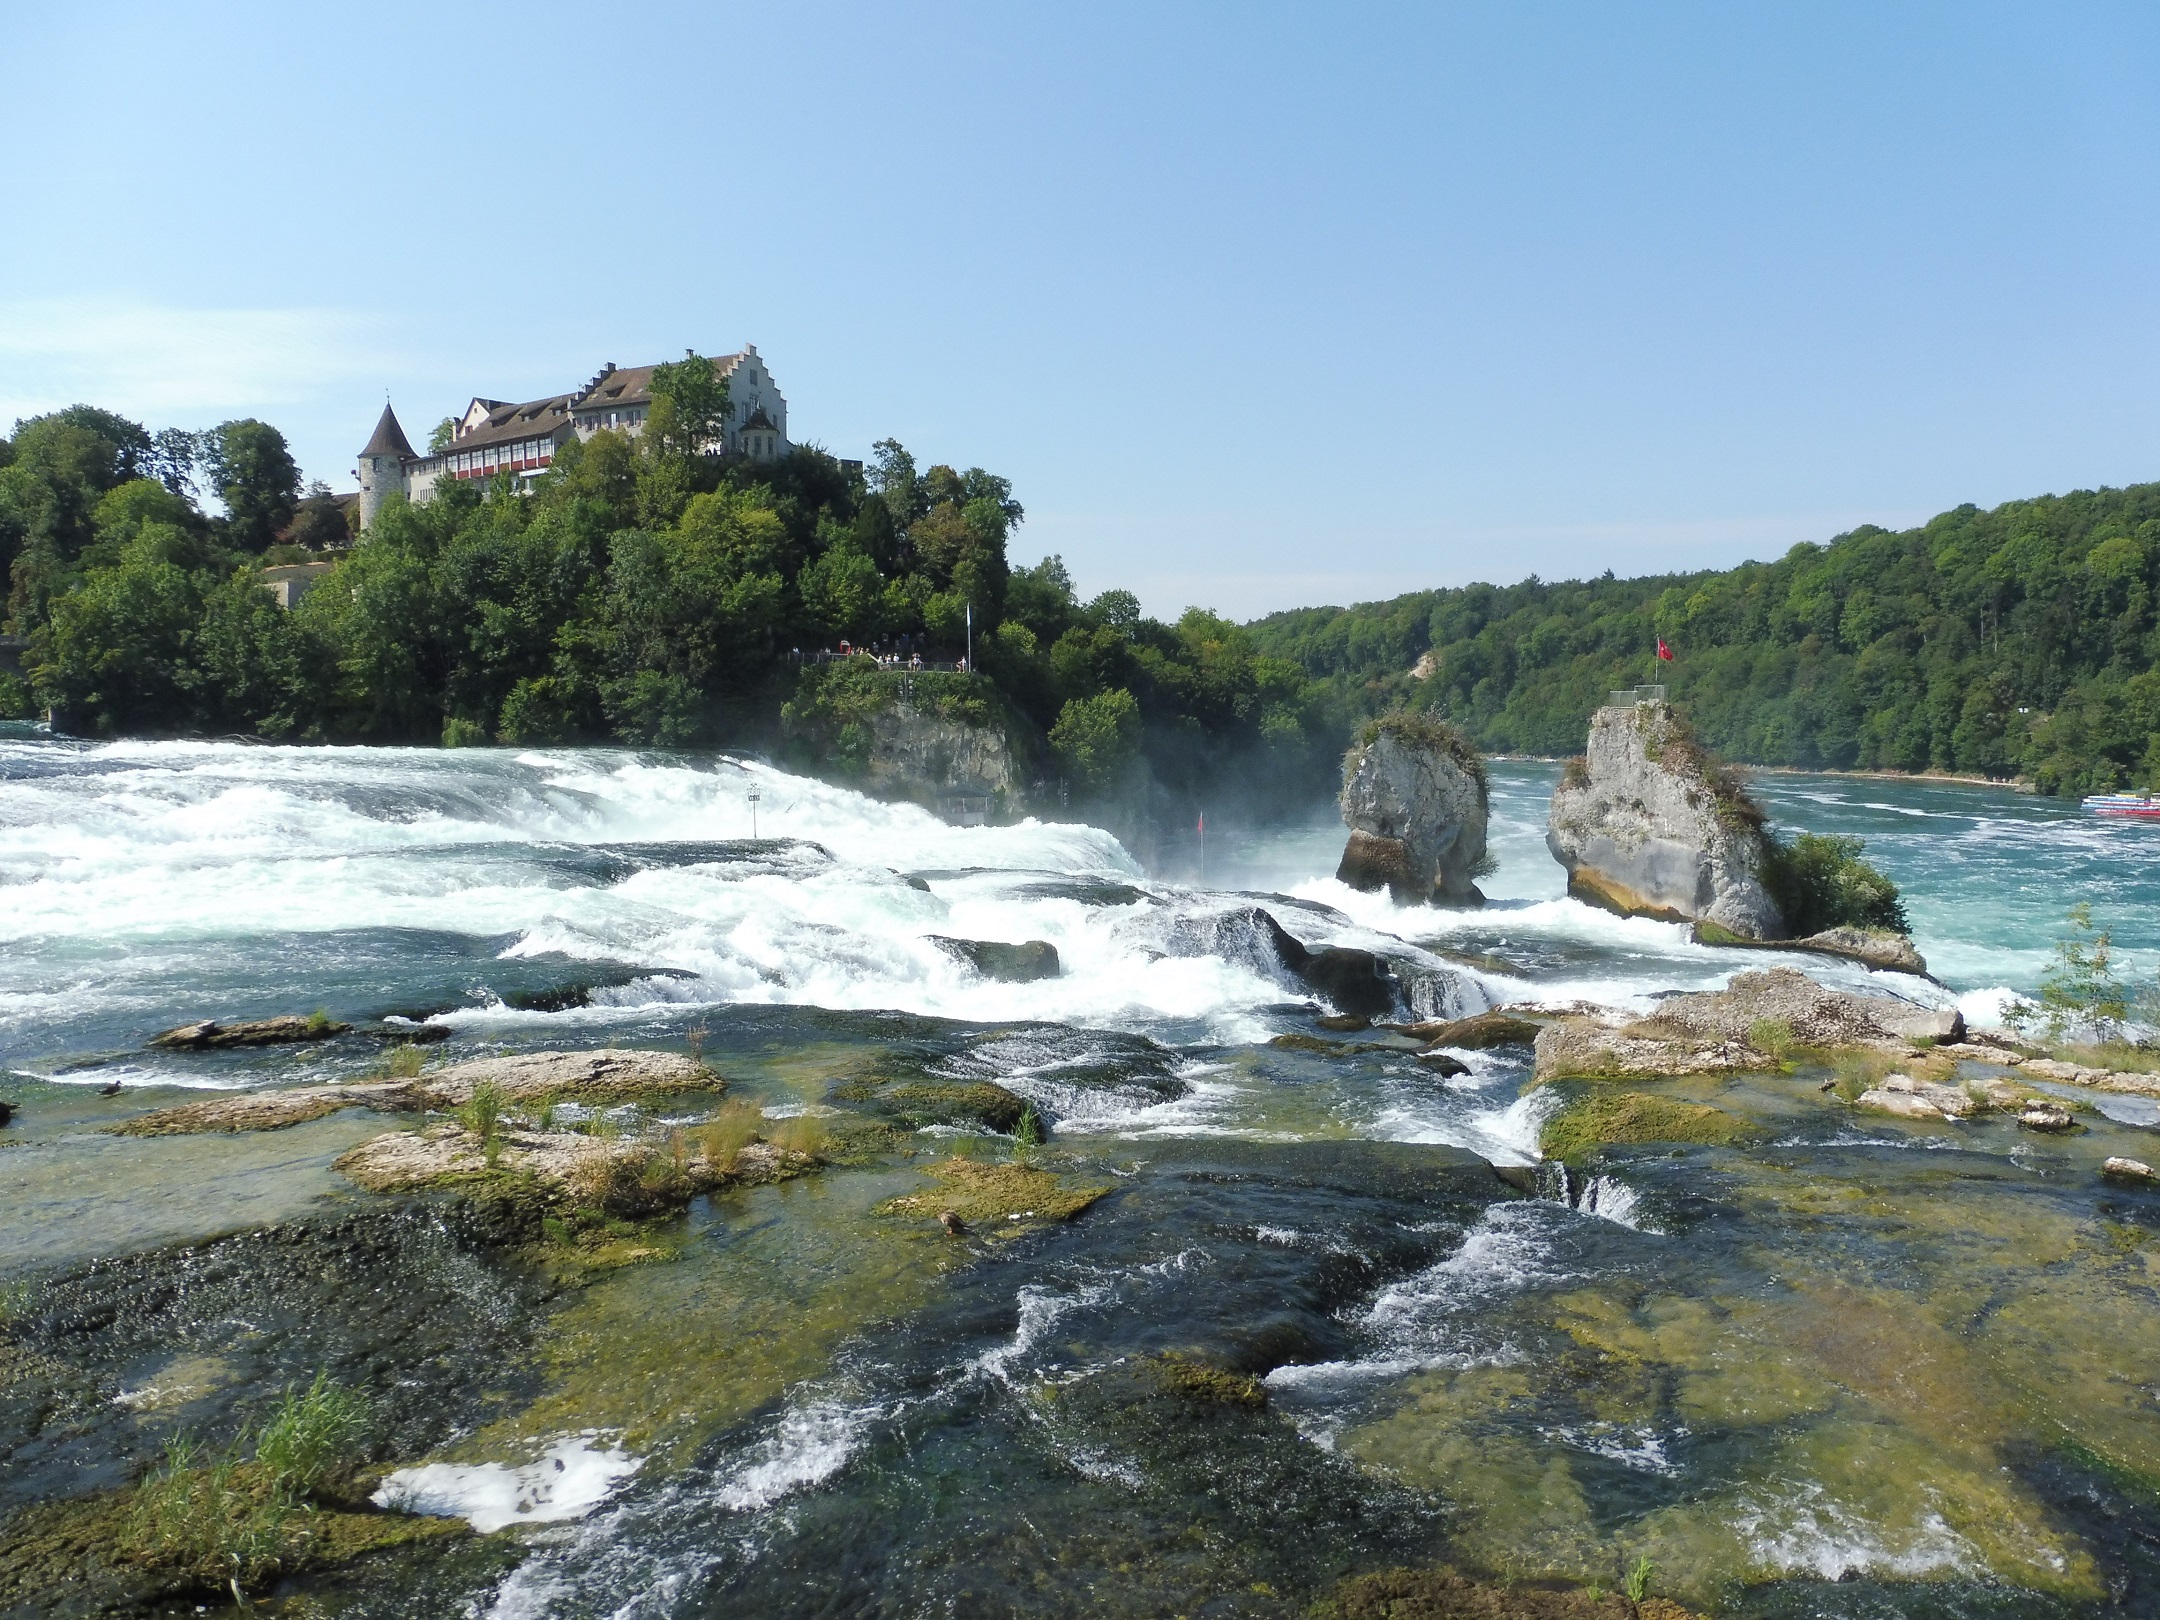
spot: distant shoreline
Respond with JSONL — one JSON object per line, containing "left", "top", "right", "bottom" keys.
{"left": 1487, "top": 754, "right": 2034, "bottom": 793}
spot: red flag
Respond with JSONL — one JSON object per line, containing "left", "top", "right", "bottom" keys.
{"left": 1656, "top": 638, "right": 1673, "bottom": 661}
{"left": 1197, "top": 812, "right": 1205, "bottom": 834}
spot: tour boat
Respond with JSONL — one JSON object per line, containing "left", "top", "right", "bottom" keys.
{"left": 2083, "top": 792, "right": 2160, "bottom": 818}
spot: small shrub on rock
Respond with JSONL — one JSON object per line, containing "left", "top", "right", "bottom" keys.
{"left": 1762, "top": 832, "right": 1908, "bottom": 935}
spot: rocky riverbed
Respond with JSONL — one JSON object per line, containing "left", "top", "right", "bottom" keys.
{"left": 9, "top": 741, "right": 2160, "bottom": 1618}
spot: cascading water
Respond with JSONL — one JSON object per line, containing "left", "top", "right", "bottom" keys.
{"left": 8, "top": 730, "right": 2160, "bottom": 1619}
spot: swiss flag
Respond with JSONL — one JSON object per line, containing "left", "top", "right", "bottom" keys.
{"left": 1656, "top": 638, "right": 1673, "bottom": 662}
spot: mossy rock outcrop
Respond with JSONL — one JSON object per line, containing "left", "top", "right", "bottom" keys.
{"left": 878, "top": 1156, "right": 1111, "bottom": 1235}
{"left": 1533, "top": 968, "right": 1962, "bottom": 1084}
{"left": 334, "top": 1123, "right": 813, "bottom": 1212}
{"left": 148, "top": 1014, "right": 351, "bottom": 1049}
{"left": 1540, "top": 1089, "right": 1753, "bottom": 1161}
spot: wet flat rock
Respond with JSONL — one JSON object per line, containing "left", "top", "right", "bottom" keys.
{"left": 1534, "top": 967, "right": 1961, "bottom": 1084}
{"left": 335, "top": 1124, "right": 793, "bottom": 1196}
{"left": 110, "top": 1080, "right": 423, "bottom": 1136}
{"left": 111, "top": 1049, "right": 719, "bottom": 1137}
{"left": 413, "top": 1048, "right": 716, "bottom": 1105}
{"left": 149, "top": 1014, "right": 352, "bottom": 1049}
{"left": 1856, "top": 1073, "right": 1985, "bottom": 1120}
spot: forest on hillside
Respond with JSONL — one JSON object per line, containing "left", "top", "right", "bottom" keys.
{"left": 1247, "top": 484, "right": 2160, "bottom": 797}
{"left": 0, "top": 364, "right": 1336, "bottom": 819}
{"left": 7, "top": 369, "right": 2158, "bottom": 806}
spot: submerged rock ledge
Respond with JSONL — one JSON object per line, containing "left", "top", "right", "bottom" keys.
{"left": 111, "top": 1048, "right": 720, "bottom": 1137}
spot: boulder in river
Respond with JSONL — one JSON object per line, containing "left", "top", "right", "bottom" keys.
{"left": 2105, "top": 1156, "right": 2160, "bottom": 1185}
{"left": 149, "top": 1014, "right": 352, "bottom": 1050}
{"left": 1855, "top": 1073, "right": 1980, "bottom": 1120}
{"left": 1387, "top": 1011, "right": 1541, "bottom": 1050}
{"left": 2017, "top": 1099, "right": 2076, "bottom": 1131}
{"left": 1214, "top": 906, "right": 1402, "bottom": 1019}
{"left": 1546, "top": 699, "right": 1784, "bottom": 939}
{"left": 1334, "top": 714, "right": 1490, "bottom": 906}
{"left": 929, "top": 936, "right": 1062, "bottom": 982}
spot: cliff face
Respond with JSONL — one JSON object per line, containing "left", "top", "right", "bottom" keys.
{"left": 855, "top": 704, "right": 1028, "bottom": 806}
{"left": 1546, "top": 701, "right": 1785, "bottom": 939}
{"left": 782, "top": 665, "right": 1034, "bottom": 818}
{"left": 1335, "top": 720, "right": 1489, "bottom": 906}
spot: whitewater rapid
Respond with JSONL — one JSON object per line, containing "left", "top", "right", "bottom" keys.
{"left": 0, "top": 737, "right": 2017, "bottom": 1084}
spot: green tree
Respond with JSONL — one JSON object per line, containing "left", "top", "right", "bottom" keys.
{"left": 204, "top": 419, "right": 300, "bottom": 552}
{"left": 2010, "top": 904, "right": 2135, "bottom": 1042}
{"left": 1050, "top": 687, "right": 1141, "bottom": 791}
{"left": 647, "top": 349, "right": 731, "bottom": 460}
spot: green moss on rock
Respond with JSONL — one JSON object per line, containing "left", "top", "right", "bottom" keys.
{"left": 1540, "top": 1090, "right": 1751, "bottom": 1162}
{"left": 1314, "top": 1565, "right": 1703, "bottom": 1618}
{"left": 875, "top": 1080, "right": 1030, "bottom": 1133}
{"left": 1153, "top": 1352, "right": 1268, "bottom": 1409}
{"left": 879, "top": 1156, "right": 1111, "bottom": 1233}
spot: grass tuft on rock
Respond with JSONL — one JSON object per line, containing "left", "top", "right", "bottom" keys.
{"left": 93, "top": 1370, "right": 417, "bottom": 1599}
{"left": 1540, "top": 1089, "right": 1752, "bottom": 1162}
{"left": 1355, "top": 709, "right": 1488, "bottom": 789}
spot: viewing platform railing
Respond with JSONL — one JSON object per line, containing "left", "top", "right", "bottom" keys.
{"left": 1606, "top": 683, "right": 1668, "bottom": 707}
{"left": 803, "top": 650, "right": 972, "bottom": 673}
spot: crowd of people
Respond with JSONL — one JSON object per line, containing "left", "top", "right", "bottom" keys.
{"left": 792, "top": 637, "right": 967, "bottom": 672}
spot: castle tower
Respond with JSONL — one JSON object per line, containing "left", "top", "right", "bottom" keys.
{"left": 356, "top": 404, "right": 417, "bottom": 531}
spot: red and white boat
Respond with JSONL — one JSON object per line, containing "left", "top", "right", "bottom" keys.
{"left": 2083, "top": 792, "right": 2160, "bottom": 818}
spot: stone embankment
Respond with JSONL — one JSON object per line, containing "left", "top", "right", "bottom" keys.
{"left": 1546, "top": 699, "right": 1783, "bottom": 938}
{"left": 1334, "top": 716, "right": 1490, "bottom": 906}
{"left": 111, "top": 1049, "right": 718, "bottom": 1137}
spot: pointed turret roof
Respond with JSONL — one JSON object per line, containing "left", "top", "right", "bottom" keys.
{"left": 360, "top": 403, "right": 416, "bottom": 459}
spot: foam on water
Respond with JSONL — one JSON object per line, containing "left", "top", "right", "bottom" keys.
{"left": 712, "top": 1397, "right": 884, "bottom": 1513}
{"left": 373, "top": 1433, "right": 640, "bottom": 1533}
{"left": 1734, "top": 1482, "right": 1978, "bottom": 1581}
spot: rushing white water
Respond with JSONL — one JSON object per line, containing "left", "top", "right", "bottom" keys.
{"left": 373, "top": 1434, "right": 641, "bottom": 1533}
{"left": 0, "top": 738, "right": 1992, "bottom": 1076}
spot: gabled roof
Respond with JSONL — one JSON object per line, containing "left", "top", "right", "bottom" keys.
{"left": 569, "top": 353, "right": 745, "bottom": 418}
{"left": 741, "top": 405, "right": 778, "bottom": 432}
{"left": 360, "top": 404, "right": 416, "bottom": 459}
{"left": 437, "top": 394, "right": 580, "bottom": 457}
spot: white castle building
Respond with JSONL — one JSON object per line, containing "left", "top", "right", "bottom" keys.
{"left": 356, "top": 345, "right": 790, "bottom": 530}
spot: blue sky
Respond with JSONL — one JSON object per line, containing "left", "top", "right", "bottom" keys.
{"left": 4, "top": 2, "right": 2157, "bottom": 618}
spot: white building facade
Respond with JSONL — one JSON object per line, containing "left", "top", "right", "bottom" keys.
{"left": 356, "top": 345, "right": 790, "bottom": 530}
